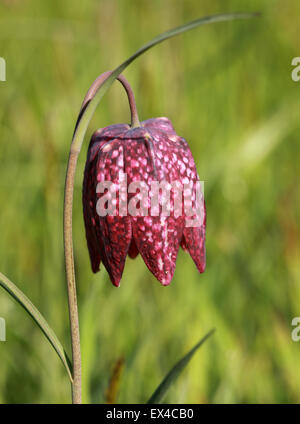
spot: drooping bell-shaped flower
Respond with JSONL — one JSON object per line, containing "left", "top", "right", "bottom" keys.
{"left": 82, "top": 75, "right": 205, "bottom": 287}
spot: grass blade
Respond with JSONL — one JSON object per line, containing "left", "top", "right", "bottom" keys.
{"left": 64, "top": 12, "right": 257, "bottom": 397}
{"left": 0, "top": 272, "right": 73, "bottom": 382}
{"left": 105, "top": 357, "right": 125, "bottom": 404}
{"left": 72, "top": 12, "right": 259, "bottom": 152}
{"left": 147, "top": 329, "right": 215, "bottom": 404}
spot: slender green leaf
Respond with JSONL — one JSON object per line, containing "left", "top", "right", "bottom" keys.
{"left": 147, "top": 329, "right": 215, "bottom": 404}
{"left": 0, "top": 272, "right": 73, "bottom": 382}
{"left": 72, "top": 12, "right": 259, "bottom": 152}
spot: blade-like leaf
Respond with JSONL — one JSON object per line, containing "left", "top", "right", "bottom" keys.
{"left": 105, "top": 357, "right": 125, "bottom": 404}
{"left": 0, "top": 272, "right": 73, "bottom": 382}
{"left": 72, "top": 12, "right": 259, "bottom": 151}
{"left": 147, "top": 329, "right": 215, "bottom": 404}
{"left": 63, "top": 12, "right": 257, "bottom": 399}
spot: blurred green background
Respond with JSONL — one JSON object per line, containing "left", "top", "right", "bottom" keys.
{"left": 0, "top": 0, "right": 300, "bottom": 404}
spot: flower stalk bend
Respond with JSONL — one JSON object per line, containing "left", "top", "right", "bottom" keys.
{"left": 63, "top": 12, "right": 257, "bottom": 404}
{"left": 64, "top": 73, "right": 140, "bottom": 404}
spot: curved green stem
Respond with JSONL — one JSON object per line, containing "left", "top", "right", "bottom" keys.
{"left": 63, "top": 12, "right": 258, "bottom": 404}
{"left": 64, "top": 73, "right": 141, "bottom": 404}
{"left": 64, "top": 147, "right": 81, "bottom": 404}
